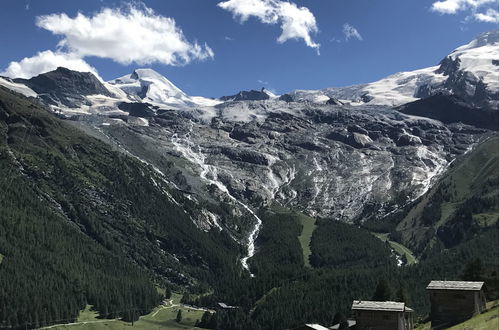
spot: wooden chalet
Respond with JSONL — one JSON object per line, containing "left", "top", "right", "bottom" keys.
{"left": 426, "top": 280, "right": 486, "bottom": 329}
{"left": 351, "top": 300, "right": 414, "bottom": 330}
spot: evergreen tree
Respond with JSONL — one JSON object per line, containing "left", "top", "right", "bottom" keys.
{"left": 461, "top": 258, "right": 483, "bottom": 281}
{"left": 395, "top": 284, "right": 407, "bottom": 303}
{"left": 164, "top": 287, "right": 172, "bottom": 299}
{"left": 176, "top": 310, "right": 182, "bottom": 323}
{"left": 372, "top": 278, "right": 392, "bottom": 301}
{"left": 339, "top": 320, "right": 349, "bottom": 330}
{"left": 333, "top": 312, "right": 348, "bottom": 329}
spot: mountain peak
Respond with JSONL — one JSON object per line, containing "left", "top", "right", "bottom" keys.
{"left": 108, "top": 69, "right": 221, "bottom": 108}
{"left": 131, "top": 68, "right": 169, "bottom": 81}
{"left": 453, "top": 29, "right": 499, "bottom": 52}
{"left": 13, "top": 67, "right": 112, "bottom": 108}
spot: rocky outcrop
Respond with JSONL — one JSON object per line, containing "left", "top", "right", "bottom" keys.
{"left": 118, "top": 102, "right": 156, "bottom": 118}
{"left": 279, "top": 94, "right": 294, "bottom": 102}
{"left": 15, "top": 67, "right": 112, "bottom": 108}
{"left": 85, "top": 100, "right": 486, "bottom": 223}
{"left": 219, "top": 147, "right": 270, "bottom": 166}
{"left": 221, "top": 88, "right": 271, "bottom": 101}
{"left": 398, "top": 94, "right": 499, "bottom": 131}
{"left": 435, "top": 56, "right": 495, "bottom": 107}
{"left": 326, "top": 97, "right": 344, "bottom": 105}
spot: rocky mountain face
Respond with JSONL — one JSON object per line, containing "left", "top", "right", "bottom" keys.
{"left": 79, "top": 100, "right": 489, "bottom": 225}
{"left": 399, "top": 94, "right": 499, "bottom": 130}
{"left": 14, "top": 67, "right": 113, "bottom": 108}
{"left": 288, "top": 30, "right": 499, "bottom": 108}
{"left": 0, "top": 31, "right": 496, "bottom": 270}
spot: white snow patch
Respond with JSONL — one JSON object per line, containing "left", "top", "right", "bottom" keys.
{"left": 0, "top": 77, "right": 37, "bottom": 97}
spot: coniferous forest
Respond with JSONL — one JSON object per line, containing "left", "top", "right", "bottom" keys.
{"left": 0, "top": 85, "right": 498, "bottom": 330}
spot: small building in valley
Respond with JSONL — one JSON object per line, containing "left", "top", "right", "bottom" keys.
{"left": 426, "top": 280, "right": 486, "bottom": 329}
{"left": 351, "top": 300, "right": 414, "bottom": 330}
{"left": 216, "top": 302, "right": 239, "bottom": 310}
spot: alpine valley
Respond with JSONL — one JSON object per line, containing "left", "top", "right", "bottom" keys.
{"left": 0, "top": 30, "right": 498, "bottom": 330}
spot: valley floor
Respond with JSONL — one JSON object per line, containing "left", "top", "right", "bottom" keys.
{"left": 42, "top": 294, "right": 209, "bottom": 330}
{"left": 372, "top": 232, "right": 417, "bottom": 265}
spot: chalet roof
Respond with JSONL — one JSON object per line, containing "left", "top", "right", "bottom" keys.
{"left": 330, "top": 320, "right": 356, "bottom": 329}
{"left": 303, "top": 325, "right": 330, "bottom": 330}
{"left": 351, "top": 300, "right": 414, "bottom": 312}
{"left": 426, "top": 281, "right": 484, "bottom": 291}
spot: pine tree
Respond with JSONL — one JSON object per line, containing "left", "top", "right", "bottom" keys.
{"left": 395, "top": 284, "right": 407, "bottom": 303}
{"left": 372, "top": 278, "right": 392, "bottom": 301}
{"left": 461, "top": 258, "right": 483, "bottom": 281}
{"left": 176, "top": 310, "right": 183, "bottom": 323}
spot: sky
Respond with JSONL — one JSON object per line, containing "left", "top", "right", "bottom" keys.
{"left": 0, "top": 0, "right": 498, "bottom": 98}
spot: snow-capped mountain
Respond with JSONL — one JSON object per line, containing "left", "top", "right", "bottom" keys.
{"left": 288, "top": 30, "right": 499, "bottom": 108}
{"left": 0, "top": 32, "right": 496, "bottom": 282}
{"left": 109, "top": 68, "right": 221, "bottom": 108}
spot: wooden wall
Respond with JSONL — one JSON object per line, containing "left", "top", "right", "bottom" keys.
{"left": 354, "top": 310, "right": 412, "bottom": 330}
{"left": 429, "top": 290, "right": 483, "bottom": 329}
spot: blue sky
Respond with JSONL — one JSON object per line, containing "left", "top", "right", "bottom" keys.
{"left": 0, "top": 0, "right": 497, "bottom": 98}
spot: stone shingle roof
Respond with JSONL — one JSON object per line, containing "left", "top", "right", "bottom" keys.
{"left": 426, "top": 281, "right": 484, "bottom": 291}
{"left": 351, "top": 300, "right": 413, "bottom": 312}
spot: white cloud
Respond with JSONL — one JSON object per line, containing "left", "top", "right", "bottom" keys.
{"left": 343, "top": 23, "right": 363, "bottom": 41}
{"left": 257, "top": 79, "right": 269, "bottom": 85}
{"left": 35, "top": 4, "right": 214, "bottom": 66}
{"left": 1, "top": 50, "right": 99, "bottom": 79}
{"left": 431, "top": 0, "right": 496, "bottom": 14}
{"left": 474, "top": 8, "right": 499, "bottom": 22}
{"left": 218, "top": 0, "right": 320, "bottom": 52}
{"left": 431, "top": 0, "right": 499, "bottom": 23}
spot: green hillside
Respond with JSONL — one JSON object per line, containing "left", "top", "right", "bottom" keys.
{"left": 0, "top": 87, "right": 243, "bottom": 328}
{"left": 1, "top": 85, "right": 498, "bottom": 330}
{"left": 394, "top": 136, "right": 499, "bottom": 255}
{"left": 448, "top": 300, "right": 499, "bottom": 330}
{"left": 416, "top": 300, "right": 499, "bottom": 330}
{"left": 44, "top": 295, "right": 207, "bottom": 330}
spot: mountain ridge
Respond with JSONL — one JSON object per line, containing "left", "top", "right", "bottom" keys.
{"left": 1, "top": 30, "right": 497, "bottom": 114}
{"left": 288, "top": 29, "right": 499, "bottom": 108}
{"left": 0, "top": 29, "right": 498, "bottom": 330}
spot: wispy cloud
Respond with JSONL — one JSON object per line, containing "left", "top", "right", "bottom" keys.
{"left": 431, "top": 0, "right": 499, "bottom": 23}
{"left": 343, "top": 23, "right": 363, "bottom": 41}
{"left": 218, "top": 0, "right": 320, "bottom": 53}
{"left": 225, "top": 36, "right": 235, "bottom": 41}
{"left": 474, "top": 7, "right": 499, "bottom": 22}
{"left": 257, "top": 79, "right": 269, "bottom": 85}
